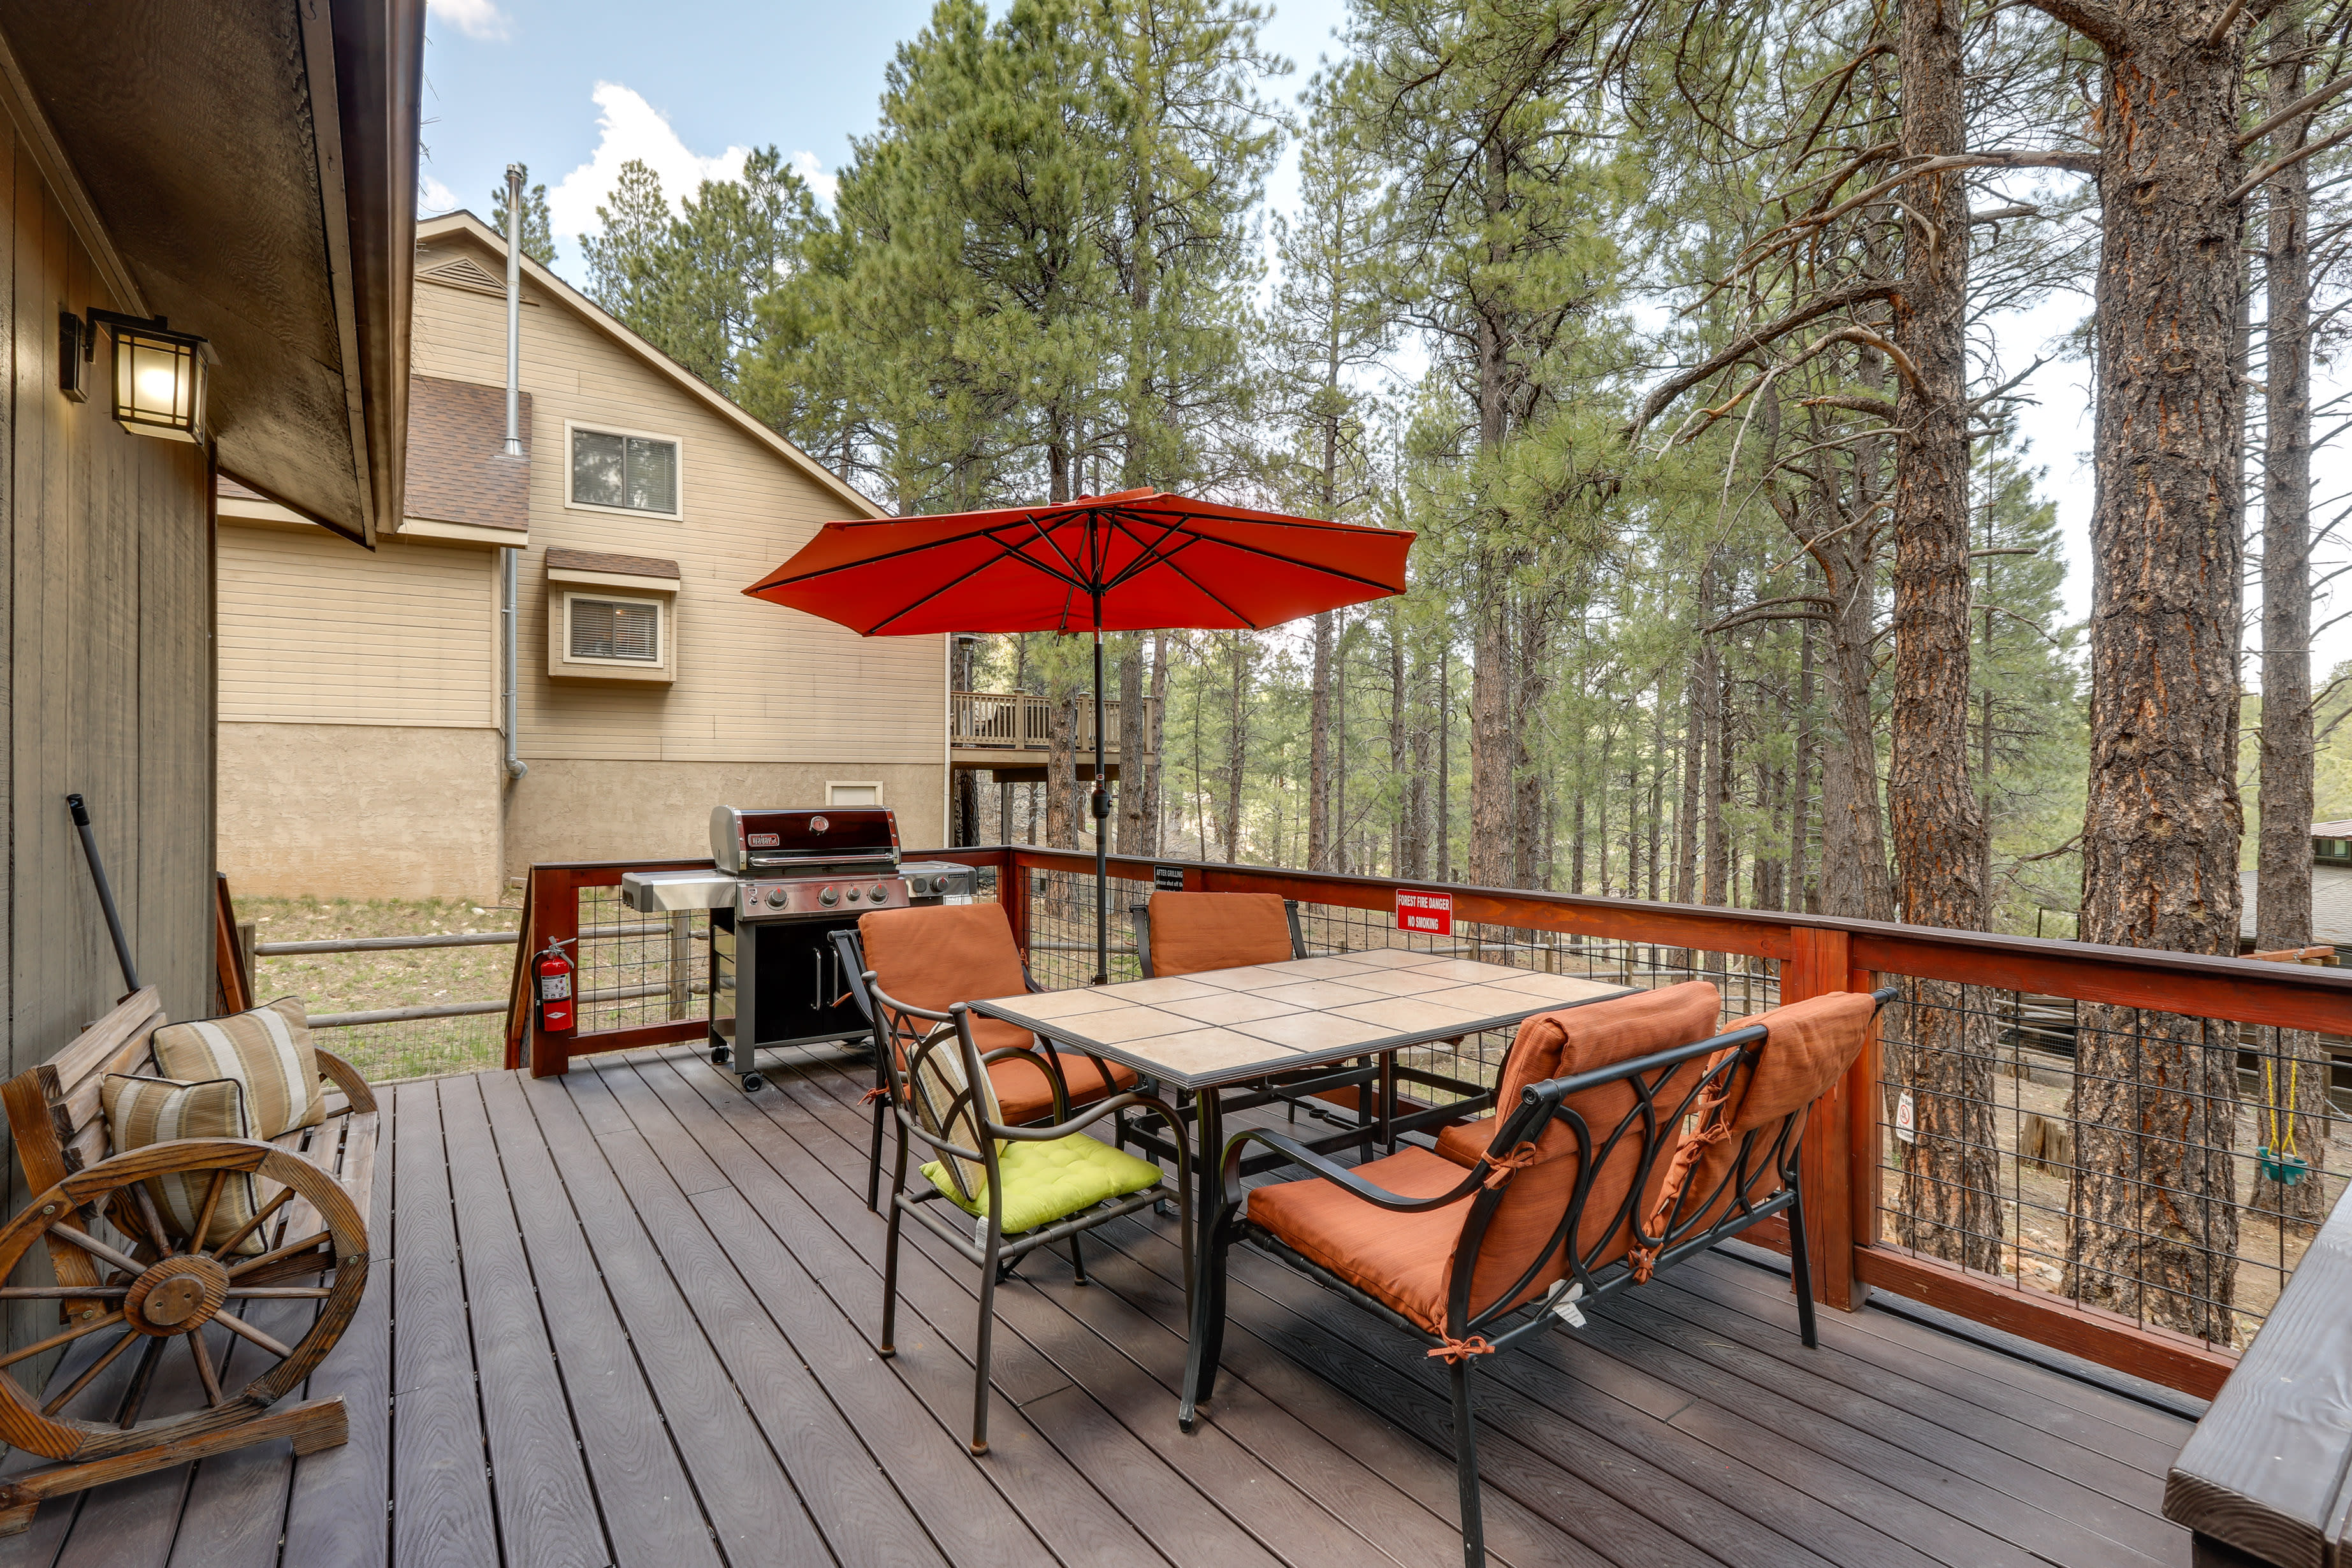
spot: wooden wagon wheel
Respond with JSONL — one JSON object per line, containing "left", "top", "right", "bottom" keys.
{"left": 0, "top": 1139, "right": 367, "bottom": 1463}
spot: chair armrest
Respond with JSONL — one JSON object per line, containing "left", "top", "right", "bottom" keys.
{"left": 313, "top": 1047, "right": 377, "bottom": 1114}
{"left": 1219, "top": 1127, "right": 1481, "bottom": 1215}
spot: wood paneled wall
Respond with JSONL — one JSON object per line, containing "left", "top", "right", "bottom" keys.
{"left": 0, "top": 112, "right": 216, "bottom": 1354}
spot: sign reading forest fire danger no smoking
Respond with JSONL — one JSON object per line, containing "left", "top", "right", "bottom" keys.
{"left": 1395, "top": 889, "right": 1453, "bottom": 936}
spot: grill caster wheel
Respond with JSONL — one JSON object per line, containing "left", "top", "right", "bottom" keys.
{"left": 710, "top": 1045, "right": 729, "bottom": 1066}
{"left": 740, "top": 1073, "right": 764, "bottom": 1093}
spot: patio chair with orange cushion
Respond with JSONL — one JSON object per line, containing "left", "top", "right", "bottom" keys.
{"left": 835, "top": 903, "right": 1139, "bottom": 1209}
{"left": 1187, "top": 980, "right": 1885, "bottom": 1568}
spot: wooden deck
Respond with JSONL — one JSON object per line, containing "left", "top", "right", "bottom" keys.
{"left": 0, "top": 1045, "right": 2198, "bottom": 1567}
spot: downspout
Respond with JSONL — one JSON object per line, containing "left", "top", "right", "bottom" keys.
{"left": 502, "top": 163, "right": 528, "bottom": 782}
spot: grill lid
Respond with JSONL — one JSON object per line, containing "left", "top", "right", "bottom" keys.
{"left": 710, "top": 806, "right": 901, "bottom": 873}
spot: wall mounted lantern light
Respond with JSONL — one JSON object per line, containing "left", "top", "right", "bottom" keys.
{"left": 59, "top": 309, "right": 210, "bottom": 443}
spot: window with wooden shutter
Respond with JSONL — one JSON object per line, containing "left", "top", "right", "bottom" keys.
{"left": 568, "top": 597, "right": 661, "bottom": 663}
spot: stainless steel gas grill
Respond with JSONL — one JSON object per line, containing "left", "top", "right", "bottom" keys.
{"left": 620, "top": 807, "right": 972, "bottom": 1092}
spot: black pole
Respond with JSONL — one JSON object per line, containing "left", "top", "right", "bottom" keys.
{"left": 1093, "top": 623, "right": 1110, "bottom": 984}
{"left": 66, "top": 793, "right": 141, "bottom": 992}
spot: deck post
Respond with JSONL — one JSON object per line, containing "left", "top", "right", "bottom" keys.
{"left": 1783, "top": 926, "right": 1866, "bottom": 1310}
{"left": 526, "top": 869, "right": 579, "bottom": 1079}
{"left": 1004, "top": 848, "right": 1033, "bottom": 961}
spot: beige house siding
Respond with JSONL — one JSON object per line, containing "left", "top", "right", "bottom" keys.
{"left": 217, "top": 519, "right": 498, "bottom": 727}
{"left": 409, "top": 240, "right": 944, "bottom": 771}
{"left": 215, "top": 220, "right": 947, "bottom": 898}
{"left": 218, "top": 724, "right": 504, "bottom": 899}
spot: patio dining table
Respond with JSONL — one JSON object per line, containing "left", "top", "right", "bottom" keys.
{"left": 968, "top": 947, "right": 1635, "bottom": 1425}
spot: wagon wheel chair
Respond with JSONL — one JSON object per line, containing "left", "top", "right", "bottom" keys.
{"left": 0, "top": 1138, "right": 366, "bottom": 1470}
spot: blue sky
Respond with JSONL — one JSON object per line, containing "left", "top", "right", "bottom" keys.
{"left": 419, "top": 0, "right": 1354, "bottom": 282}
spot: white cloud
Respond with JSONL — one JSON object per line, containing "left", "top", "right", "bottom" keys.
{"left": 417, "top": 173, "right": 458, "bottom": 216}
{"left": 428, "top": 0, "right": 511, "bottom": 41}
{"left": 547, "top": 83, "right": 750, "bottom": 255}
{"left": 792, "top": 150, "right": 838, "bottom": 207}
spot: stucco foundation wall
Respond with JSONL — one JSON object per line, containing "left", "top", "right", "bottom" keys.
{"left": 502, "top": 761, "right": 947, "bottom": 875}
{"left": 219, "top": 723, "right": 505, "bottom": 900}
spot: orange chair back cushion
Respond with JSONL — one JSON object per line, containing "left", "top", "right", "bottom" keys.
{"left": 1673, "top": 989, "right": 1878, "bottom": 1236}
{"left": 858, "top": 903, "right": 1033, "bottom": 1055}
{"left": 1147, "top": 893, "right": 1291, "bottom": 976}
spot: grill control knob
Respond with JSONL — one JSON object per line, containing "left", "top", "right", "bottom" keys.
{"left": 908, "top": 876, "right": 929, "bottom": 895}
{"left": 846, "top": 887, "right": 862, "bottom": 903}
{"left": 818, "top": 886, "right": 839, "bottom": 906}
{"left": 871, "top": 883, "right": 889, "bottom": 902}
{"left": 766, "top": 887, "right": 788, "bottom": 908}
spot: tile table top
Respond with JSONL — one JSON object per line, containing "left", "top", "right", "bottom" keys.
{"left": 969, "top": 948, "right": 1632, "bottom": 1091}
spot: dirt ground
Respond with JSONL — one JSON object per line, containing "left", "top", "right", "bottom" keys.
{"left": 235, "top": 894, "right": 522, "bottom": 1083}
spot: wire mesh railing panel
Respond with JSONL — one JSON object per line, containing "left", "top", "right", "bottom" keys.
{"left": 1024, "top": 867, "right": 1154, "bottom": 990}
{"left": 1873, "top": 975, "right": 2351, "bottom": 1351}
{"left": 570, "top": 885, "right": 710, "bottom": 1034}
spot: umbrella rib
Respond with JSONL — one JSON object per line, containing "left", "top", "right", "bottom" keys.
{"left": 1099, "top": 512, "right": 1202, "bottom": 593}
{"left": 1110, "top": 511, "right": 1406, "bottom": 595}
{"left": 1136, "top": 532, "right": 1267, "bottom": 630}
{"left": 753, "top": 507, "right": 1094, "bottom": 589}
{"left": 856, "top": 521, "right": 1095, "bottom": 635}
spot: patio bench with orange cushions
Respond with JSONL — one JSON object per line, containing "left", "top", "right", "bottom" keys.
{"left": 0, "top": 987, "right": 375, "bottom": 1531}
{"left": 1189, "top": 979, "right": 1889, "bottom": 1568}
{"left": 834, "top": 902, "right": 1139, "bottom": 1208}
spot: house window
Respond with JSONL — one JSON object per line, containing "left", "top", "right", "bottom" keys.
{"left": 568, "top": 595, "right": 662, "bottom": 664}
{"left": 827, "top": 782, "right": 882, "bottom": 806}
{"left": 569, "top": 426, "right": 679, "bottom": 516}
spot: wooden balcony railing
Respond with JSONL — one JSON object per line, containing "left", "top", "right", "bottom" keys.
{"left": 950, "top": 690, "right": 1155, "bottom": 755}
{"left": 509, "top": 844, "right": 2352, "bottom": 1404}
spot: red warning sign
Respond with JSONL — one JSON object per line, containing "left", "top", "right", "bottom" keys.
{"left": 1396, "top": 889, "right": 1453, "bottom": 936}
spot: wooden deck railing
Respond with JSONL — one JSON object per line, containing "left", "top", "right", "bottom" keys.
{"left": 950, "top": 690, "right": 1154, "bottom": 753}
{"left": 509, "top": 843, "right": 2352, "bottom": 1401}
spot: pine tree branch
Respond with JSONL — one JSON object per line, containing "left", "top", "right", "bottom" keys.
{"left": 2226, "top": 117, "right": 2352, "bottom": 205}
{"left": 2237, "top": 70, "right": 2352, "bottom": 148}
{"left": 2010, "top": 0, "right": 2125, "bottom": 51}
{"left": 1628, "top": 282, "right": 1898, "bottom": 435}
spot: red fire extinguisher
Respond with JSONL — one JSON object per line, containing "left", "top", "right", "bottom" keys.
{"left": 534, "top": 936, "right": 578, "bottom": 1033}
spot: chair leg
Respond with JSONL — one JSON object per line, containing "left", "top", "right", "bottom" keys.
{"left": 973, "top": 1228, "right": 1002, "bottom": 1455}
{"left": 1182, "top": 1207, "right": 1226, "bottom": 1432}
{"left": 1450, "top": 1358, "right": 1486, "bottom": 1568}
{"left": 1787, "top": 1185, "right": 1820, "bottom": 1350}
{"left": 1068, "top": 1228, "right": 1088, "bottom": 1286}
{"left": 879, "top": 1200, "right": 904, "bottom": 1360}
{"left": 866, "top": 1059, "right": 888, "bottom": 1212}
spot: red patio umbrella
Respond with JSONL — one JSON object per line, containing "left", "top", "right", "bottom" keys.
{"left": 744, "top": 487, "right": 1414, "bottom": 980}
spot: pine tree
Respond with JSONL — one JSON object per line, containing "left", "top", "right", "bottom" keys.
{"left": 490, "top": 166, "right": 556, "bottom": 264}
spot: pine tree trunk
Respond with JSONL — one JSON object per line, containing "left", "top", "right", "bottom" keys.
{"left": 1513, "top": 597, "right": 1551, "bottom": 889}
{"left": 1117, "top": 633, "right": 1145, "bottom": 855}
{"left": 1144, "top": 630, "right": 1168, "bottom": 856}
{"left": 1816, "top": 531, "right": 1895, "bottom": 922}
{"left": 1792, "top": 609, "right": 1815, "bottom": 911}
{"left": 1310, "top": 609, "right": 1334, "bottom": 871}
{"left": 2069, "top": 3, "right": 2248, "bottom": 1341}
{"left": 1470, "top": 584, "right": 1512, "bottom": 887}
{"left": 2254, "top": 11, "right": 2328, "bottom": 1229}
{"left": 1890, "top": 0, "right": 2000, "bottom": 1272}
{"left": 1225, "top": 632, "right": 1247, "bottom": 862}
{"left": 1390, "top": 609, "right": 1408, "bottom": 877}
{"left": 1046, "top": 672, "right": 1078, "bottom": 852}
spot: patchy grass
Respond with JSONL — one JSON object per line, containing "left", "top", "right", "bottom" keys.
{"left": 235, "top": 895, "right": 522, "bottom": 1083}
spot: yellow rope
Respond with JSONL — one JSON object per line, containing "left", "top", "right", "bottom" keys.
{"left": 2261, "top": 1057, "right": 2301, "bottom": 1161}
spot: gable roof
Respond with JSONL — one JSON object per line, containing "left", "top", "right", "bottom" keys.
{"left": 414, "top": 211, "right": 886, "bottom": 523}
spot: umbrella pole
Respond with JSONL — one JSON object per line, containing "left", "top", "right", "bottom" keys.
{"left": 1093, "top": 626, "right": 1109, "bottom": 985}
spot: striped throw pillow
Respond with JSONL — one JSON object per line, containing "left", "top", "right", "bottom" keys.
{"left": 99, "top": 1075, "right": 265, "bottom": 1255}
{"left": 906, "top": 1024, "right": 1002, "bottom": 1203}
{"left": 152, "top": 997, "right": 324, "bottom": 1139}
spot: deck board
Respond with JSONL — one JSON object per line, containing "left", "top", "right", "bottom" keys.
{"left": 8, "top": 1045, "right": 2199, "bottom": 1567}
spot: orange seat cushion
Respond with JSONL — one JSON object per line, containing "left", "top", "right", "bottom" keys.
{"left": 1148, "top": 893, "right": 1292, "bottom": 976}
{"left": 859, "top": 903, "right": 1136, "bottom": 1120}
{"left": 989, "top": 1049, "right": 1136, "bottom": 1126}
{"left": 1254, "top": 982, "right": 1725, "bottom": 1335}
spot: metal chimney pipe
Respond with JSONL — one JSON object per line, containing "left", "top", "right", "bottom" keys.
{"left": 501, "top": 162, "right": 528, "bottom": 782}
{"left": 503, "top": 163, "right": 524, "bottom": 457}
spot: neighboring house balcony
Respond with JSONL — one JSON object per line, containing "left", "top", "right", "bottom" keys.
{"left": 951, "top": 689, "right": 1157, "bottom": 780}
